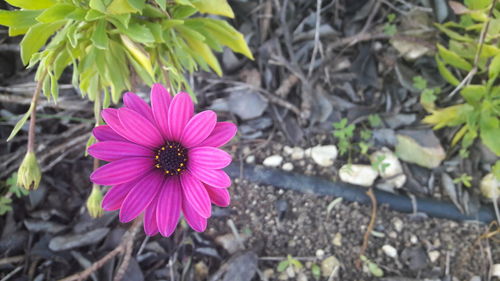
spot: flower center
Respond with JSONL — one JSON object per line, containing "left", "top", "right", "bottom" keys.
{"left": 154, "top": 142, "right": 188, "bottom": 176}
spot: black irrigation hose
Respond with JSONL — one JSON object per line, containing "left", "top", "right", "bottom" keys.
{"left": 224, "top": 163, "right": 496, "bottom": 223}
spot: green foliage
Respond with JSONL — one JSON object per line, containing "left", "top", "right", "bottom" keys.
{"left": 412, "top": 75, "right": 441, "bottom": 111}
{"left": 0, "top": 173, "right": 29, "bottom": 216}
{"left": 276, "top": 255, "right": 303, "bottom": 273}
{"left": 333, "top": 118, "right": 355, "bottom": 156}
{"left": 360, "top": 255, "right": 384, "bottom": 277}
{"left": 311, "top": 264, "right": 321, "bottom": 279}
{"left": 426, "top": 0, "right": 500, "bottom": 157}
{"left": 0, "top": 0, "right": 253, "bottom": 139}
{"left": 383, "top": 13, "right": 397, "bottom": 36}
{"left": 453, "top": 173, "right": 473, "bottom": 188}
{"left": 371, "top": 155, "right": 390, "bottom": 174}
{"left": 7, "top": 173, "right": 30, "bottom": 198}
{"left": 0, "top": 197, "right": 12, "bottom": 215}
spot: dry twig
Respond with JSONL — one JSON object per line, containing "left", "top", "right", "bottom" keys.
{"left": 356, "top": 188, "right": 378, "bottom": 269}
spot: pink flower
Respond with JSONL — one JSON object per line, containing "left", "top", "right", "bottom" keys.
{"left": 88, "top": 84, "right": 236, "bottom": 237}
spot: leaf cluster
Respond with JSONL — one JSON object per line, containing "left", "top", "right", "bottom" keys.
{"left": 0, "top": 0, "right": 253, "bottom": 138}
{"left": 425, "top": 0, "right": 500, "bottom": 158}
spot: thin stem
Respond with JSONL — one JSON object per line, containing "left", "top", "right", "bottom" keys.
{"left": 27, "top": 74, "right": 47, "bottom": 153}
{"left": 356, "top": 188, "right": 378, "bottom": 269}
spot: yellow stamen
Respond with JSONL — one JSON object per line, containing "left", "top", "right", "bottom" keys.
{"left": 155, "top": 164, "right": 160, "bottom": 168}
{"left": 161, "top": 147, "right": 165, "bottom": 151}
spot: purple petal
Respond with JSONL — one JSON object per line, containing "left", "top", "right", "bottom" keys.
{"left": 101, "top": 180, "right": 138, "bottom": 211}
{"left": 198, "top": 122, "right": 237, "bottom": 147}
{"left": 205, "top": 184, "right": 230, "bottom": 207}
{"left": 88, "top": 141, "right": 153, "bottom": 162}
{"left": 188, "top": 147, "right": 232, "bottom": 169}
{"left": 188, "top": 165, "right": 231, "bottom": 188}
{"left": 151, "top": 83, "right": 172, "bottom": 139}
{"left": 123, "top": 92, "right": 155, "bottom": 123}
{"left": 156, "top": 177, "right": 182, "bottom": 237}
{"left": 101, "top": 108, "right": 130, "bottom": 140}
{"left": 118, "top": 108, "right": 164, "bottom": 148}
{"left": 119, "top": 171, "right": 163, "bottom": 223}
{"left": 93, "top": 125, "right": 128, "bottom": 142}
{"left": 180, "top": 111, "right": 217, "bottom": 148}
{"left": 182, "top": 196, "right": 207, "bottom": 232}
{"left": 144, "top": 196, "right": 159, "bottom": 236}
{"left": 180, "top": 172, "right": 211, "bottom": 218}
{"left": 168, "top": 92, "right": 194, "bottom": 141}
{"left": 90, "top": 158, "right": 154, "bottom": 186}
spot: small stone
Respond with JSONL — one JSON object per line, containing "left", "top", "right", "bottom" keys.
{"left": 493, "top": 264, "right": 500, "bottom": 278}
{"left": 395, "top": 130, "right": 446, "bottom": 169}
{"left": 297, "top": 272, "right": 308, "bottom": 281}
{"left": 310, "top": 145, "right": 338, "bottom": 167}
{"left": 338, "top": 164, "right": 379, "bottom": 187}
{"left": 282, "top": 162, "right": 294, "bottom": 172}
{"left": 283, "top": 146, "right": 293, "bottom": 155}
{"left": 480, "top": 173, "right": 499, "bottom": 200}
{"left": 315, "top": 249, "right": 325, "bottom": 260}
{"left": 263, "top": 155, "right": 283, "bottom": 168}
{"left": 291, "top": 147, "right": 305, "bottom": 160}
{"left": 215, "top": 233, "right": 248, "bottom": 254}
{"left": 278, "top": 273, "right": 288, "bottom": 280}
{"left": 194, "top": 261, "right": 209, "bottom": 281}
{"left": 332, "top": 233, "right": 342, "bottom": 246}
{"left": 246, "top": 155, "right": 255, "bottom": 164}
{"left": 370, "top": 148, "right": 406, "bottom": 188}
{"left": 388, "top": 231, "right": 398, "bottom": 239}
{"left": 321, "top": 256, "right": 340, "bottom": 278}
{"left": 263, "top": 269, "right": 275, "bottom": 279}
{"left": 286, "top": 266, "right": 295, "bottom": 278}
{"left": 428, "top": 250, "right": 440, "bottom": 263}
{"left": 410, "top": 235, "right": 418, "bottom": 244}
{"left": 393, "top": 218, "right": 404, "bottom": 232}
{"left": 382, "top": 245, "right": 398, "bottom": 258}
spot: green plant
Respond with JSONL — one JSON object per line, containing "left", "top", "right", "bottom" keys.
{"left": 311, "top": 263, "right": 321, "bottom": 279}
{"left": 371, "top": 155, "right": 390, "bottom": 174}
{"left": 423, "top": 0, "right": 499, "bottom": 158}
{"left": 0, "top": 173, "right": 29, "bottom": 215}
{"left": 383, "top": 13, "right": 397, "bottom": 36}
{"left": 412, "top": 75, "right": 442, "bottom": 111}
{"left": 360, "top": 255, "right": 384, "bottom": 277}
{"left": 333, "top": 118, "right": 355, "bottom": 156}
{"left": 276, "top": 255, "right": 303, "bottom": 273}
{"left": 453, "top": 173, "right": 473, "bottom": 188}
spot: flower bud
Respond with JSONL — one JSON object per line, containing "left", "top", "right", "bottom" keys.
{"left": 17, "top": 152, "right": 41, "bottom": 190}
{"left": 86, "top": 185, "right": 104, "bottom": 218}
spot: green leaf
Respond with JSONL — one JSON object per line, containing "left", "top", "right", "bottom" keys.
{"left": 184, "top": 35, "right": 222, "bottom": 76}
{"left": 107, "top": 0, "right": 141, "bottom": 14}
{"left": 172, "top": 5, "right": 197, "bottom": 18}
{"left": 111, "top": 19, "right": 155, "bottom": 43}
{"left": 91, "top": 19, "right": 109, "bottom": 49}
{"left": 311, "top": 264, "right": 321, "bottom": 279}
{"left": 20, "top": 21, "right": 64, "bottom": 65}
{"left": 0, "top": 10, "right": 41, "bottom": 35}
{"left": 480, "top": 113, "right": 500, "bottom": 156}
{"left": 435, "top": 24, "right": 474, "bottom": 42}
{"left": 5, "top": 0, "right": 56, "bottom": 9}
{"left": 465, "top": 0, "right": 491, "bottom": 9}
{"left": 437, "top": 44, "right": 473, "bottom": 71}
{"left": 277, "top": 260, "right": 289, "bottom": 273}
{"left": 89, "top": 0, "right": 106, "bottom": 12}
{"left": 85, "top": 9, "right": 105, "bottom": 21}
{"left": 0, "top": 197, "right": 13, "bottom": 216}
{"left": 367, "top": 261, "right": 384, "bottom": 277}
{"left": 36, "top": 4, "right": 75, "bottom": 23}
{"left": 7, "top": 104, "right": 34, "bottom": 142}
{"left": 49, "top": 72, "right": 59, "bottom": 101}
{"left": 412, "top": 76, "right": 427, "bottom": 91}
{"left": 191, "top": 0, "right": 234, "bottom": 18}
{"left": 460, "top": 85, "right": 486, "bottom": 105}
{"left": 489, "top": 53, "right": 500, "bottom": 79}
{"left": 154, "top": 0, "right": 167, "bottom": 10}
{"left": 435, "top": 55, "right": 460, "bottom": 86}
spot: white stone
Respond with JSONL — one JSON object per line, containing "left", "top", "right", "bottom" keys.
{"left": 428, "top": 250, "right": 440, "bottom": 263}
{"left": 410, "top": 235, "right": 418, "bottom": 244}
{"left": 291, "top": 147, "right": 305, "bottom": 160}
{"left": 283, "top": 146, "right": 293, "bottom": 155}
{"left": 370, "top": 148, "right": 406, "bottom": 188}
{"left": 315, "top": 249, "right": 325, "bottom": 260}
{"left": 393, "top": 218, "right": 404, "bottom": 232}
{"left": 310, "top": 145, "right": 338, "bottom": 167}
{"left": 480, "top": 173, "right": 499, "bottom": 200}
{"left": 338, "top": 164, "right": 378, "bottom": 187}
{"left": 492, "top": 264, "right": 500, "bottom": 278}
{"left": 263, "top": 155, "right": 283, "bottom": 167}
{"left": 382, "top": 245, "right": 398, "bottom": 258}
{"left": 245, "top": 155, "right": 255, "bottom": 164}
{"left": 297, "top": 272, "right": 308, "bottom": 281}
{"left": 282, "top": 162, "right": 294, "bottom": 172}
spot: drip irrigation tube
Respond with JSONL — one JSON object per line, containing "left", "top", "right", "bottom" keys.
{"left": 224, "top": 163, "right": 496, "bottom": 223}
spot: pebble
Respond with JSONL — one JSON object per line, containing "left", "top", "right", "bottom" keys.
{"left": 246, "top": 155, "right": 255, "bottom": 164}
{"left": 291, "top": 147, "right": 305, "bottom": 160}
{"left": 315, "top": 249, "right": 325, "bottom": 260}
{"left": 338, "top": 164, "right": 379, "bottom": 187}
{"left": 428, "top": 250, "right": 440, "bottom": 263}
{"left": 370, "top": 148, "right": 406, "bottom": 188}
{"left": 309, "top": 145, "right": 338, "bottom": 167}
{"left": 283, "top": 146, "right": 293, "bottom": 155}
{"left": 263, "top": 155, "right": 283, "bottom": 167}
{"left": 393, "top": 218, "right": 404, "bottom": 232}
{"left": 410, "top": 235, "right": 418, "bottom": 244}
{"left": 388, "top": 231, "right": 398, "bottom": 239}
{"left": 321, "top": 256, "right": 340, "bottom": 278}
{"left": 297, "top": 272, "right": 308, "bottom": 281}
{"left": 282, "top": 162, "right": 294, "bottom": 172}
{"left": 263, "top": 268, "right": 274, "bottom": 279}
{"left": 493, "top": 264, "right": 500, "bottom": 278}
{"left": 332, "top": 233, "right": 342, "bottom": 246}
{"left": 286, "top": 266, "right": 295, "bottom": 278}
{"left": 480, "top": 173, "right": 499, "bottom": 200}
{"left": 382, "top": 245, "right": 398, "bottom": 258}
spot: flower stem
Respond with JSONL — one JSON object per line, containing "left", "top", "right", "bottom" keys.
{"left": 27, "top": 74, "right": 47, "bottom": 153}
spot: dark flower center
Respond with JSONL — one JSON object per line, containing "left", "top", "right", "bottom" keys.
{"left": 155, "top": 142, "right": 188, "bottom": 176}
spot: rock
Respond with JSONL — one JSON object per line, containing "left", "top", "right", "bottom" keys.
{"left": 410, "top": 235, "right": 418, "bottom": 244}
{"left": 480, "top": 173, "right": 499, "bottom": 200}
{"left": 382, "top": 245, "right": 398, "bottom": 258}
{"left": 401, "top": 246, "right": 429, "bottom": 271}
{"left": 282, "top": 162, "right": 294, "bottom": 172}
{"left": 492, "top": 264, "right": 500, "bottom": 278}
{"left": 370, "top": 148, "right": 406, "bottom": 188}
{"left": 227, "top": 91, "right": 268, "bottom": 120}
{"left": 283, "top": 146, "right": 293, "bottom": 155}
{"left": 395, "top": 130, "right": 446, "bottom": 168}
{"left": 297, "top": 272, "right": 308, "bottom": 281}
{"left": 286, "top": 266, "right": 295, "bottom": 278}
{"left": 339, "top": 164, "right": 378, "bottom": 187}
{"left": 263, "top": 269, "right": 274, "bottom": 280}
{"left": 263, "top": 155, "right": 283, "bottom": 168}
{"left": 310, "top": 145, "right": 338, "bottom": 167}
{"left": 245, "top": 155, "right": 255, "bottom": 164}
{"left": 194, "top": 261, "right": 209, "bottom": 281}
{"left": 315, "top": 249, "right": 325, "bottom": 260}
{"left": 49, "top": 228, "right": 110, "bottom": 251}
{"left": 391, "top": 38, "right": 431, "bottom": 60}
{"left": 393, "top": 218, "right": 404, "bottom": 232}
{"left": 215, "top": 233, "right": 248, "bottom": 255}
{"left": 222, "top": 251, "right": 258, "bottom": 281}
{"left": 291, "top": 147, "right": 305, "bottom": 160}
{"left": 321, "top": 256, "right": 340, "bottom": 278}
{"left": 332, "top": 233, "right": 342, "bottom": 246}
{"left": 428, "top": 250, "right": 440, "bottom": 263}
